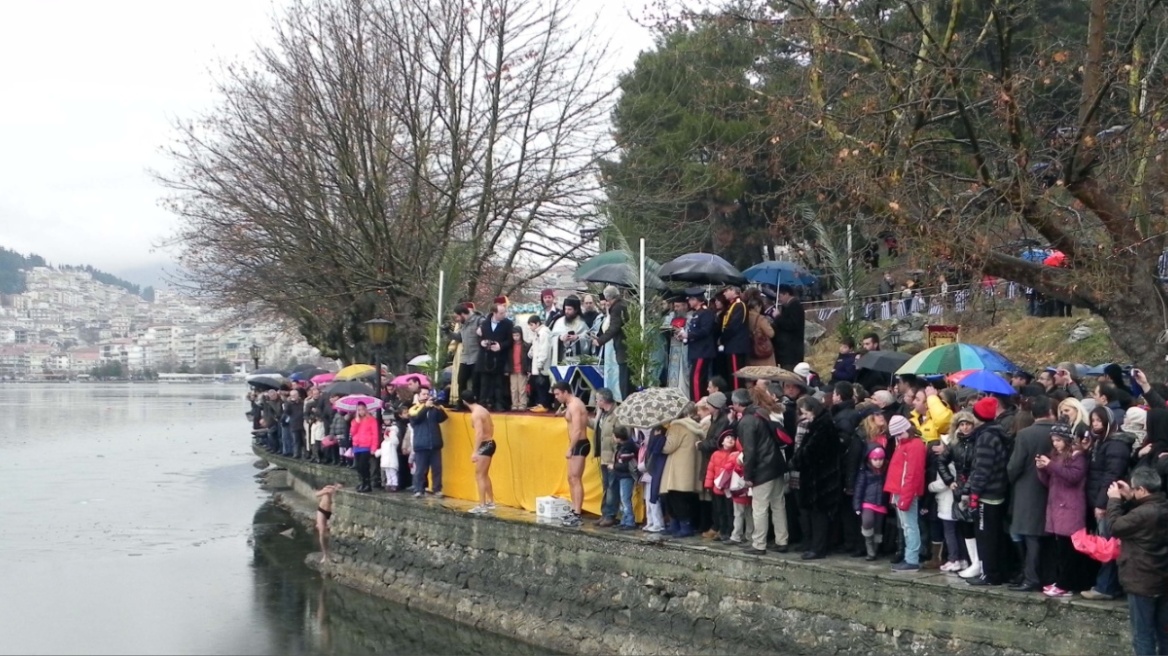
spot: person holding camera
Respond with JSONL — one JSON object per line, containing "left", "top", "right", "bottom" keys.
{"left": 1107, "top": 470, "right": 1168, "bottom": 656}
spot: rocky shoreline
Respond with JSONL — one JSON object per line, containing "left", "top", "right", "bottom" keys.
{"left": 255, "top": 446, "right": 1129, "bottom": 656}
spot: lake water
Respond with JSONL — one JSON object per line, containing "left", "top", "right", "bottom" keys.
{"left": 0, "top": 383, "right": 552, "bottom": 655}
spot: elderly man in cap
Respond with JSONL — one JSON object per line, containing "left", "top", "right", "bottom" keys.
{"left": 733, "top": 388, "right": 790, "bottom": 554}
{"left": 681, "top": 288, "right": 717, "bottom": 402}
{"left": 593, "top": 286, "right": 630, "bottom": 399}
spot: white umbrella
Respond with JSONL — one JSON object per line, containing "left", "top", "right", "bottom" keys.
{"left": 407, "top": 354, "right": 432, "bottom": 366}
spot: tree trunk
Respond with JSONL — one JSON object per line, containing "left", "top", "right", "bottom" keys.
{"left": 1101, "top": 281, "right": 1168, "bottom": 381}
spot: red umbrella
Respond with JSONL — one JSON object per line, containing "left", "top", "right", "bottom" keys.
{"left": 1043, "top": 250, "right": 1067, "bottom": 267}
{"left": 1071, "top": 528, "right": 1121, "bottom": 563}
{"left": 946, "top": 369, "right": 977, "bottom": 384}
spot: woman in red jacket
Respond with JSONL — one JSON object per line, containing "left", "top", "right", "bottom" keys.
{"left": 349, "top": 402, "right": 380, "bottom": 493}
{"left": 884, "top": 415, "right": 927, "bottom": 572}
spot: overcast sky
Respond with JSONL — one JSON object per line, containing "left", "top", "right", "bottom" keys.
{"left": 0, "top": 0, "right": 655, "bottom": 285}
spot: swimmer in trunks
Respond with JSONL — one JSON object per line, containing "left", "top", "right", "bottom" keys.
{"left": 314, "top": 483, "right": 343, "bottom": 563}
{"left": 463, "top": 391, "right": 496, "bottom": 514}
{"left": 554, "top": 382, "right": 588, "bottom": 526}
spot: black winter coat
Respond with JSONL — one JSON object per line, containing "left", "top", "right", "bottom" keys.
{"left": 795, "top": 411, "right": 841, "bottom": 511}
{"left": 1107, "top": 493, "right": 1168, "bottom": 597}
{"left": 1086, "top": 432, "right": 1136, "bottom": 510}
{"left": 841, "top": 427, "right": 867, "bottom": 494}
{"left": 967, "top": 421, "right": 1009, "bottom": 501}
{"left": 720, "top": 300, "right": 751, "bottom": 355}
{"left": 1007, "top": 420, "right": 1054, "bottom": 536}
{"left": 772, "top": 299, "right": 805, "bottom": 369}
{"left": 686, "top": 308, "right": 718, "bottom": 363}
{"left": 738, "top": 405, "right": 786, "bottom": 486}
{"left": 831, "top": 400, "right": 861, "bottom": 441}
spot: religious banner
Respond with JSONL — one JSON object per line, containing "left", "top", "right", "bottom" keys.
{"left": 927, "top": 324, "right": 960, "bottom": 347}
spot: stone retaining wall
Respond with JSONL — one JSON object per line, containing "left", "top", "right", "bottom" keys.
{"left": 257, "top": 447, "right": 1129, "bottom": 656}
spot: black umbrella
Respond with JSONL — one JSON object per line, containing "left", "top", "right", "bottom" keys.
{"left": 249, "top": 376, "right": 289, "bottom": 391}
{"left": 574, "top": 262, "right": 667, "bottom": 290}
{"left": 290, "top": 363, "right": 322, "bottom": 374}
{"left": 324, "top": 380, "right": 376, "bottom": 396}
{"left": 856, "top": 350, "right": 912, "bottom": 374}
{"left": 658, "top": 253, "right": 746, "bottom": 285}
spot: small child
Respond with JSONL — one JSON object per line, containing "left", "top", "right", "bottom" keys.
{"left": 612, "top": 427, "right": 639, "bottom": 529}
{"left": 705, "top": 431, "right": 738, "bottom": 541}
{"left": 377, "top": 419, "right": 402, "bottom": 491}
{"left": 853, "top": 447, "right": 888, "bottom": 560}
{"left": 728, "top": 451, "right": 754, "bottom": 543}
{"left": 509, "top": 326, "right": 530, "bottom": 411}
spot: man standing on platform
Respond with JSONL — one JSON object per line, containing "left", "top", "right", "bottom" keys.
{"left": 463, "top": 391, "right": 497, "bottom": 515}
{"left": 719, "top": 286, "right": 749, "bottom": 388}
{"left": 477, "top": 302, "right": 513, "bottom": 412}
{"left": 451, "top": 304, "right": 484, "bottom": 402}
{"left": 527, "top": 315, "right": 554, "bottom": 412}
{"left": 682, "top": 289, "right": 717, "bottom": 402}
{"left": 555, "top": 382, "right": 590, "bottom": 527}
{"left": 593, "top": 286, "right": 630, "bottom": 399}
{"left": 772, "top": 284, "right": 805, "bottom": 370}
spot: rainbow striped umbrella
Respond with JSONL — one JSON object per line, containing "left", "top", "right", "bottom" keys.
{"left": 895, "top": 344, "right": 1020, "bottom": 376}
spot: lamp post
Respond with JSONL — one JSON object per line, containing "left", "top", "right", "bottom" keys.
{"left": 364, "top": 318, "right": 394, "bottom": 428}
{"left": 249, "top": 343, "right": 262, "bottom": 371}
{"left": 888, "top": 328, "right": 901, "bottom": 352}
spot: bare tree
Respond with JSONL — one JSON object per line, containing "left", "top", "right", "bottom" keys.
{"left": 159, "top": 0, "right": 614, "bottom": 363}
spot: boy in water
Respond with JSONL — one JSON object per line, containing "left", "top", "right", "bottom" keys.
{"left": 314, "top": 483, "right": 343, "bottom": 564}
{"left": 463, "top": 391, "right": 497, "bottom": 514}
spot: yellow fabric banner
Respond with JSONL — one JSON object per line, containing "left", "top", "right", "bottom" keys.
{"left": 438, "top": 411, "right": 642, "bottom": 519}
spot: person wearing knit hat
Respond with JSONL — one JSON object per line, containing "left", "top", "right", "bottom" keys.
{"left": 973, "top": 396, "right": 999, "bottom": 422}
{"left": 885, "top": 411, "right": 927, "bottom": 571}
{"left": 853, "top": 444, "right": 889, "bottom": 561}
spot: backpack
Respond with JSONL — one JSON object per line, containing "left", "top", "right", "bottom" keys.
{"left": 751, "top": 315, "right": 774, "bottom": 359}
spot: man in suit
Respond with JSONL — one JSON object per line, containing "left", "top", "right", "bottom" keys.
{"left": 772, "top": 284, "right": 805, "bottom": 370}
{"left": 476, "top": 302, "right": 514, "bottom": 412}
{"left": 683, "top": 289, "right": 717, "bottom": 402}
{"left": 593, "top": 286, "right": 630, "bottom": 398}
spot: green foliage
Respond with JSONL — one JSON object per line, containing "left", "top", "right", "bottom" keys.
{"left": 90, "top": 361, "right": 126, "bottom": 380}
{"left": 59, "top": 264, "right": 141, "bottom": 296}
{"left": 0, "top": 246, "right": 45, "bottom": 294}
{"left": 620, "top": 298, "right": 659, "bottom": 390}
{"left": 806, "top": 206, "right": 862, "bottom": 343}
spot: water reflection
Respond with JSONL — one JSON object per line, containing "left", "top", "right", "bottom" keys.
{"left": 250, "top": 502, "right": 559, "bottom": 656}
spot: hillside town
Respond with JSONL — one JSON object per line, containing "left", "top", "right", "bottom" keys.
{"left": 0, "top": 266, "right": 319, "bottom": 380}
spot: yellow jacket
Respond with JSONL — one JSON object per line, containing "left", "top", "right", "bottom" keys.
{"left": 911, "top": 395, "right": 953, "bottom": 443}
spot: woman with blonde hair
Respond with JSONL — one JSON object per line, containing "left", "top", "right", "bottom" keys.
{"left": 1056, "top": 397, "right": 1090, "bottom": 438}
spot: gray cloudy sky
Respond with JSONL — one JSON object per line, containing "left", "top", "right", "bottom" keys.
{"left": 0, "top": 0, "right": 654, "bottom": 285}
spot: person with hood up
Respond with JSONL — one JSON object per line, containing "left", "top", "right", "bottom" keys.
{"left": 964, "top": 397, "right": 1010, "bottom": 586}
{"left": 936, "top": 411, "right": 981, "bottom": 577}
{"left": 885, "top": 416, "right": 927, "bottom": 571}
{"left": 1121, "top": 406, "right": 1148, "bottom": 458}
{"left": 1083, "top": 406, "right": 1136, "bottom": 600}
{"left": 1037, "top": 422, "right": 1088, "bottom": 598}
{"left": 853, "top": 446, "right": 888, "bottom": 561}
{"left": 793, "top": 396, "right": 841, "bottom": 560}
{"left": 734, "top": 388, "right": 790, "bottom": 554}
{"left": 659, "top": 412, "right": 706, "bottom": 538}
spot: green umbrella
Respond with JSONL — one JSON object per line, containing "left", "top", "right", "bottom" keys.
{"left": 895, "top": 344, "right": 1021, "bottom": 376}
{"left": 575, "top": 250, "right": 661, "bottom": 278}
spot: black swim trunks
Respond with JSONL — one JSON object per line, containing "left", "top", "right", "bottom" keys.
{"left": 476, "top": 440, "right": 497, "bottom": 457}
{"left": 569, "top": 440, "right": 591, "bottom": 457}
{"left": 317, "top": 507, "right": 332, "bottom": 520}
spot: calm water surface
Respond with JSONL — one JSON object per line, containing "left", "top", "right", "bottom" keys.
{"left": 0, "top": 383, "right": 552, "bottom": 656}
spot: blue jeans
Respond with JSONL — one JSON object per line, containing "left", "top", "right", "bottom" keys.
{"left": 896, "top": 497, "right": 921, "bottom": 566}
{"left": 280, "top": 425, "right": 293, "bottom": 456}
{"left": 600, "top": 466, "right": 618, "bottom": 520}
{"left": 1128, "top": 593, "right": 1168, "bottom": 656}
{"left": 267, "top": 427, "right": 280, "bottom": 452}
{"left": 413, "top": 448, "right": 443, "bottom": 494}
{"left": 618, "top": 477, "right": 635, "bottom": 527}
{"left": 1094, "top": 519, "right": 1123, "bottom": 596}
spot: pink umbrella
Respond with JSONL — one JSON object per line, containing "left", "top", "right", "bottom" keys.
{"left": 1071, "top": 528, "right": 1121, "bottom": 563}
{"left": 390, "top": 373, "right": 431, "bottom": 389}
{"left": 334, "top": 394, "right": 383, "bottom": 412}
{"left": 311, "top": 372, "right": 336, "bottom": 385}
{"left": 946, "top": 369, "right": 977, "bottom": 384}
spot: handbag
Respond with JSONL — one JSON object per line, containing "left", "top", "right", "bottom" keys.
{"left": 750, "top": 315, "right": 774, "bottom": 359}
{"left": 729, "top": 470, "right": 747, "bottom": 492}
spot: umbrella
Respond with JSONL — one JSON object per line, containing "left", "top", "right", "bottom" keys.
{"left": 575, "top": 262, "right": 667, "bottom": 290}
{"left": 743, "top": 261, "right": 817, "bottom": 288}
{"left": 1043, "top": 250, "right": 1067, "bottom": 267}
{"left": 856, "top": 351, "right": 912, "bottom": 375}
{"left": 657, "top": 253, "right": 746, "bottom": 286}
{"left": 310, "top": 372, "right": 336, "bottom": 385}
{"left": 734, "top": 366, "right": 806, "bottom": 385}
{"left": 896, "top": 343, "right": 1021, "bottom": 376}
{"left": 248, "top": 375, "right": 288, "bottom": 391}
{"left": 391, "top": 373, "right": 431, "bottom": 389}
{"left": 334, "top": 394, "right": 383, "bottom": 412}
{"left": 335, "top": 364, "right": 377, "bottom": 381}
{"left": 290, "top": 368, "right": 328, "bottom": 382}
{"left": 575, "top": 251, "right": 661, "bottom": 278}
{"left": 407, "top": 354, "right": 432, "bottom": 366}
{"left": 1020, "top": 248, "right": 1052, "bottom": 263}
{"left": 614, "top": 387, "right": 692, "bottom": 428}
{"left": 324, "top": 380, "right": 376, "bottom": 396}
{"left": 290, "top": 363, "right": 321, "bottom": 374}
{"left": 954, "top": 370, "right": 1016, "bottom": 396}
{"left": 1071, "top": 528, "right": 1121, "bottom": 563}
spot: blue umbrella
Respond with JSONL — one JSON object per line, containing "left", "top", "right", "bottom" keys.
{"left": 1020, "top": 248, "right": 1052, "bottom": 263}
{"left": 956, "top": 370, "right": 1016, "bottom": 396}
{"left": 743, "top": 260, "right": 817, "bottom": 288}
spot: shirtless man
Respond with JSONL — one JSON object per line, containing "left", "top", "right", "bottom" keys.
{"left": 463, "top": 391, "right": 496, "bottom": 514}
{"left": 553, "top": 382, "right": 589, "bottom": 527}
{"left": 314, "top": 483, "right": 343, "bottom": 564}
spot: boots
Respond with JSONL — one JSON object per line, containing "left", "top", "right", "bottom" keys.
{"left": 676, "top": 520, "right": 695, "bottom": 538}
{"left": 923, "top": 542, "right": 944, "bottom": 570}
{"left": 864, "top": 535, "right": 878, "bottom": 561}
{"left": 959, "top": 538, "right": 982, "bottom": 579}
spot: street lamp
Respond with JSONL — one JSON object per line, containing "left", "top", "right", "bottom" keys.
{"left": 364, "top": 317, "right": 394, "bottom": 426}
{"left": 887, "top": 328, "right": 901, "bottom": 352}
{"left": 249, "top": 343, "right": 262, "bottom": 370}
